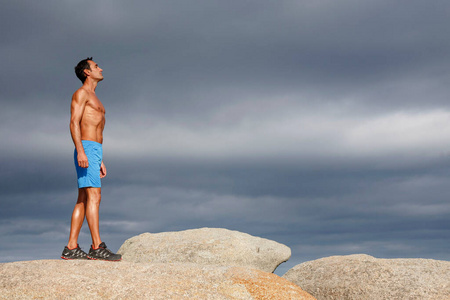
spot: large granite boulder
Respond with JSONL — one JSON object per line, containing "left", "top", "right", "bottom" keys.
{"left": 0, "top": 260, "right": 315, "bottom": 299}
{"left": 118, "top": 228, "right": 291, "bottom": 273}
{"left": 283, "top": 254, "right": 450, "bottom": 300}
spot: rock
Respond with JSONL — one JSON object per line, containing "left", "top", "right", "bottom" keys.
{"left": 0, "top": 260, "right": 316, "bottom": 300}
{"left": 282, "top": 254, "right": 450, "bottom": 300}
{"left": 118, "top": 228, "right": 291, "bottom": 273}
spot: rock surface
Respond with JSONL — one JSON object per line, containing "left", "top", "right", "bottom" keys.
{"left": 118, "top": 228, "right": 291, "bottom": 273}
{"left": 0, "top": 260, "right": 315, "bottom": 300}
{"left": 283, "top": 254, "right": 450, "bottom": 300}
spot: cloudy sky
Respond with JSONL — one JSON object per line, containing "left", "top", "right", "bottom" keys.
{"left": 1, "top": 0, "right": 449, "bottom": 275}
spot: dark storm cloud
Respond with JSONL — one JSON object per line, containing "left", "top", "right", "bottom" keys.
{"left": 3, "top": 0, "right": 450, "bottom": 111}
{"left": 1, "top": 0, "right": 450, "bottom": 274}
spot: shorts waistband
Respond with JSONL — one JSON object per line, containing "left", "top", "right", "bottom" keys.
{"left": 81, "top": 140, "right": 102, "bottom": 146}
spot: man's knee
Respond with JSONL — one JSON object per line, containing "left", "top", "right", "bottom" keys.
{"left": 86, "top": 188, "right": 102, "bottom": 204}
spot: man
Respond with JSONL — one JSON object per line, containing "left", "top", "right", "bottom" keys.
{"left": 61, "top": 57, "right": 121, "bottom": 261}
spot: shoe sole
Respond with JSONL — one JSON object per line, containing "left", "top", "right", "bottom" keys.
{"left": 60, "top": 256, "right": 89, "bottom": 260}
{"left": 87, "top": 256, "right": 122, "bottom": 261}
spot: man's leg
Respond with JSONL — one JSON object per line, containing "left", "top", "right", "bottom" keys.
{"left": 67, "top": 188, "right": 87, "bottom": 249}
{"left": 84, "top": 187, "right": 122, "bottom": 261}
{"left": 85, "top": 187, "right": 102, "bottom": 248}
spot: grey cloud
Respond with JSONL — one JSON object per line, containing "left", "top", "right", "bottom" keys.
{"left": 3, "top": 0, "right": 450, "bottom": 111}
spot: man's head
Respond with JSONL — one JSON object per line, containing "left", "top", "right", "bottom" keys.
{"left": 75, "top": 57, "right": 103, "bottom": 83}
{"left": 75, "top": 57, "right": 93, "bottom": 83}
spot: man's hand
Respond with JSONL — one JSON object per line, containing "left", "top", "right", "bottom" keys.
{"left": 78, "top": 152, "right": 89, "bottom": 168}
{"left": 100, "top": 161, "right": 107, "bottom": 178}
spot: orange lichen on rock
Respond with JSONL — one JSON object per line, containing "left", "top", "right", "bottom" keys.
{"left": 227, "top": 267, "right": 316, "bottom": 300}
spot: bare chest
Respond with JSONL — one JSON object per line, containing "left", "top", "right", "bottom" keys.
{"left": 82, "top": 94, "right": 106, "bottom": 127}
{"left": 87, "top": 95, "right": 105, "bottom": 113}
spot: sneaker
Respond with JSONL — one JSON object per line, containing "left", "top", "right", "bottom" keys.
{"left": 88, "top": 242, "right": 122, "bottom": 261}
{"left": 61, "top": 244, "right": 89, "bottom": 260}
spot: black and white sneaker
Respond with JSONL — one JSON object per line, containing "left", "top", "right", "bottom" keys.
{"left": 61, "top": 244, "right": 89, "bottom": 260}
{"left": 88, "top": 242, "right": 122, "bottom": 261}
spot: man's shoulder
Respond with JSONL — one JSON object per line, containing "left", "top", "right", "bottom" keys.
{"left": 72, "top": 87, "right": 89, "bottom": 103}
{"left": 73, "top": 86, "right": 89, "bottom": 96}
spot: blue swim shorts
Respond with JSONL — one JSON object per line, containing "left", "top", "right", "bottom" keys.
{"left": 74, "top": 140, "right": 103, "bottom": 188}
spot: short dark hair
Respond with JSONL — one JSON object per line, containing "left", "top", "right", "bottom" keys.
{"left": 74, "top": 57, "right": 93, "bottom": 83}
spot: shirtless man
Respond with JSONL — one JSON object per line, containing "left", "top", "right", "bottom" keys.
{"left": 61, "top": 57, "right": 121, "bottom": 261}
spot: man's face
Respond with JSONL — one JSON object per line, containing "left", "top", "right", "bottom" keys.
{"left": 86, "top": 60, "right": 103, "bottom": 81}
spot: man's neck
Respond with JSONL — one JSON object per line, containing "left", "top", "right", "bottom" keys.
{"left": 83, "top": 79, "right": 98, "bottom": 92}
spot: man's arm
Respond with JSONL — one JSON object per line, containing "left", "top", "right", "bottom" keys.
{"left": 70, "top": 89, "right": 89, "bottom": 168}
{"left": 100, "top": 161, "right": 107, "bottom": 178}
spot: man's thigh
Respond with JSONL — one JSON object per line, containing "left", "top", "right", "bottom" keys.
{"left": 85, "top": 187, "right": 101, "bottom": 201}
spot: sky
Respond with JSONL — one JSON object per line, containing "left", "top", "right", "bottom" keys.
{"left": 1, "top": 0, "right": 449, "bottom": 276}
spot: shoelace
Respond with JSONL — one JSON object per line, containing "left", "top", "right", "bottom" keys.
{"left": 71, "top": 247, "right": 86, "bottom": 257}
{"left": 95, "top": 247, "right": 113, "bottom": 258}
